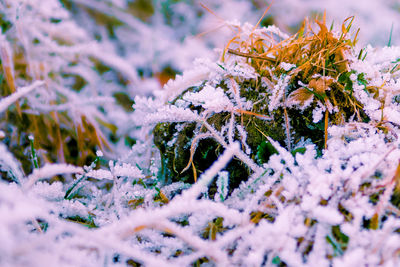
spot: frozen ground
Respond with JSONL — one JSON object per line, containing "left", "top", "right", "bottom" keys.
{"left": 1, "top": 1, "right": 400, "bottom": 266}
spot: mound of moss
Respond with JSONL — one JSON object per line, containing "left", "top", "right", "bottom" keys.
{"left": 153, "top": 17, "right": 377, "bottom": 192}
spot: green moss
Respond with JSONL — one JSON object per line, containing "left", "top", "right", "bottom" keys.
{"left": 154, "top": 122, "right": 195, "bottom": 184}
{"left": 113, "top": 92, "right": 135, "bottom": 112}
{"left": 153, "top": 119, "right": 250, "bottom": 191}
{"left": 257, "top": 140, "right": 279, "bottom": 164}
{"left": 390, "top": 191, "right": 400, "bottom": 209}
{"left": 326, "top": 225, "right": 349, "bottom": 257}
{"left": 0, "top": 13, "right": 12, "bottom": 34}
{"left": 128, "top": 0, "right": 155, "bottom": 22}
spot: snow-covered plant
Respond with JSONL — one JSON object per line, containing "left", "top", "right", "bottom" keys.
{"left": 0, "top": 0, "right": 127, "bottom": 174}
{"left": 142, "top": 15, "right": 390, "bottom": 190}
{"left": 2, "top": 1, "right": 400, "bottom": 267}
{"left": 130, "top": 14, "right": 400, "bottom": 265}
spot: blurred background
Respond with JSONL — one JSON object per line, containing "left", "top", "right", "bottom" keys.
{"left": 62, "top": 0, "right": 400, "bottom": 88}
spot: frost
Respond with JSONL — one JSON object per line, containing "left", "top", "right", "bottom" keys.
{"left": 269, "top": 75, "right": 291, "bottom": 112}
{"left": 280, "top": 62, "right": 296, "bottom": 71}
{"left": 215, "top": 171, "right": 229, "bottom": 202}
{"left": 225, "top": 60, "right": 258, "bottom": 80}
{"left": 312, "top": 104, "right": 325, "bottom": 123}
{"left": 0, "top": 143, "right": 24, "bottom": 183}
{"left": 86, "top": 169, "right": 114, "bottom": 180}
{"left": 349, "top": 73, "right": 357, "bottom": 81}
{"left": 0, "top": 81, "right": 44, "bottom": 113}
{"left": 144, "top": 105, "right": 198, "bottom": 124}
{"left": 311, "top": 206, "right": 343, "bottom": 224}
{"left": 162, "top": 65, "right": 210, "bottom": 103}
{"left": 1, "top": 1, "right": 400, "bottom": 267}
{"left": 23, "top": 164, "right": 83, "bottom": 190}
{"left": 113, "top": 163, "right": 144, "bottom": 179}
{"left": 183, "top": 85, "right": 233, "bottom": 113}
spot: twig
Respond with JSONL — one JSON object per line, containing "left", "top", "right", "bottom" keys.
{"left": 227, "top": 48, "right": 276, "bottom": 63}
{"left": 0, "top": 80, "right": 44, "bottom": 113}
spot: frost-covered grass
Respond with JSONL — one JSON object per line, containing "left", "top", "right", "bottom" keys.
{"left": 1, "top": 1, "right": 400, "bottom": 267}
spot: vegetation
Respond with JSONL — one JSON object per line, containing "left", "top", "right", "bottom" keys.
{"left": 1, "top": 1, "right": 400, "bottom": 266}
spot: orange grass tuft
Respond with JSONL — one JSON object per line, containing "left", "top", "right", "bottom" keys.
{"left": 223, "top": 12, "right": 363, "bottom": 150}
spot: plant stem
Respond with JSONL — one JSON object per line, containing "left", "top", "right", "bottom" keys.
{"left": 29, "top": 135, "right": 39, "bottom": 169}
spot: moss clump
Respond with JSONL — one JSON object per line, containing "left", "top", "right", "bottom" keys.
{"left": 153, "top": 15, "right": 374, "bottom": 189}
{"left": 154, "top": 119, "right": 249, "bottom": 193}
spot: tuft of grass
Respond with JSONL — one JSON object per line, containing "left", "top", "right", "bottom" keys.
{"left": 224, "top": 13, "right": 366, "bottom": 149}
{"left": 0, "top": 44, "right": 111, "bottom": 175}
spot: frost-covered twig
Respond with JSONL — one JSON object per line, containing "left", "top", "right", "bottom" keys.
{"left": 0, "top": 81, "right": 44, "bottom": 113}
{"left": 23, "top": 164, "right": 83, "bottom": 191}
